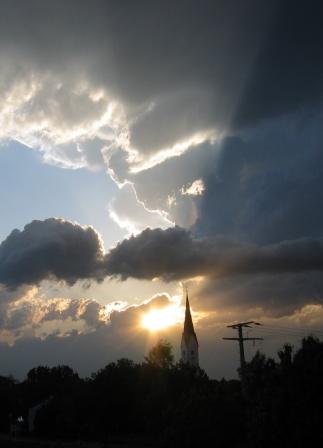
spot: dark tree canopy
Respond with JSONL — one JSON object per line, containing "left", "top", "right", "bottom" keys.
{"left": 144, "top": 339, "right": 174, "bottom": 368}
{"left": 1, "top": 336, "right": 323, "bottom": 447}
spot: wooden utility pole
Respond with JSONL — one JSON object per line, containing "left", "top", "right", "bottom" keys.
{"left": 223, "top": 321, "right": 263, "bottom": 373}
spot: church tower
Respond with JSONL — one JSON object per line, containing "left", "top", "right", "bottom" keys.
{"left": 181, "top": 291, "right": 199, "bottom": 367}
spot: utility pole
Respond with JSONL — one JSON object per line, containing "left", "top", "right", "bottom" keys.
{"left": 223, "top": 321, "right": 263, "bottom": 374}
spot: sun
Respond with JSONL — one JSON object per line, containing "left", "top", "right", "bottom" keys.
{"left": 141, "top": 307, "right": 181, "bottom": 331}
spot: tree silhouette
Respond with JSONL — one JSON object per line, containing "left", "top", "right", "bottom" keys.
{"left": 144, "top": 339, "right": 174, "bottom": 368}
{"left": 1, "top": 336, "right": 323, "bottom": 447}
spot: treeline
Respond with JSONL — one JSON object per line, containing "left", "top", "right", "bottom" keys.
{"left": 1, "top": 337, "right": 323, "bottom": 447}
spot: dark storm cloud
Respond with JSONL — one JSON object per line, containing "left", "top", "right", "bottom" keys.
{"left": 194, "top": 112, "right": 323, "bottom": 245}
{"left": 106, "top": 226, "right": 323, "bottom": 281}
{"left": 233, "top": 0, "right": 323, "bottom": 127}
{"left": 0, "top": 0, "right": 267, "bottom": 96}
{"left": 1, "top": 0, "right": 320, "bottom": 145}
{"left": 0, "top": 218, "right": 106, "bottom": 288}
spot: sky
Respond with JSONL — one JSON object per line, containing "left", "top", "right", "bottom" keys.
{"left": 1, "top": 0, "right": 323, "bottom": 379}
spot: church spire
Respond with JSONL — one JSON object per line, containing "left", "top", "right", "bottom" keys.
{"left": 183, "top": 291, "right": 198, "bottom": 345}
{"left": 180, "top": 289, "right": 199, "bottom": 367}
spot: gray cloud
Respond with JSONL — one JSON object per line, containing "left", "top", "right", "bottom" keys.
{"left": 0, "top": 218, "right": 106, "bottom": 288}
{"left": 2, "top": 218, "right": 323, "bottom": 290}
{"left": 39, "top": 298, "right": 108, "bottom": 328}
{"left": 0, "top": 284, "right": 112, "bottom": 344}
{"left": 0, "top": 292, "right": 181, "bottom": 380}
{"left": 106, "top": 227, "right": 323, "bottom": 281}
{"left": 194, "top": 111, "right": 323, "bottom": 245}
{"left": 233, "top": 0, "right": 323, "bottom": 128}
{"left": 108, "top": 183, "right": 172, "bottom": 234}
{"left": 1, "top": 217, "right": 323, "bottom": 319}
{"left": 0, "top": 0, "right": 322, "bottom": 246}
{"left": 116, "top": 141, "right": 219, "bottom": 228}
{"left": 0, "top": 0, "right": 320, "bottom": 168}
{"left": 188, "top": 271, "right": 323, "bottom": 317}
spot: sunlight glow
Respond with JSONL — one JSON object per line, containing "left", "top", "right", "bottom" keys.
{"left": 141, "top": 306, "right": 182, "bottom": 331}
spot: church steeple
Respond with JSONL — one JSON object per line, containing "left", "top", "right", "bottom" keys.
{"left": 181, "top": 290, "right": 199, "bottom": 367}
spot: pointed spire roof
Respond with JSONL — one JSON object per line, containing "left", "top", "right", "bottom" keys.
{"left": 182, "top": 290, "right": 198, "bottom": 345}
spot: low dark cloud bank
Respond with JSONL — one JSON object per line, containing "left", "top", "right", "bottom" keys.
{"left": 107, "top": 227, "right": 323, "bottom": 315}
{"left": 0, "top": 219, "right": 106, "bottom": 288}
{"left": 106, "top": 227, "right": 323, "bottom": 281}
{"left": 193, "top": 271, "right": 323, "bottom": 316}
{"left": 2, "top": 221, "right": 323, "bottom": 291}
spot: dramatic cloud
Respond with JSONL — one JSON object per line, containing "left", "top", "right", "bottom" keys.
{"left": 1, "top": 0, "right": 323, "bottom": 377}
{"left": 0, "top": 1, "right": 322, "bottom": 243}
{"left": 0, "top": 284, "right": 116, "bottom": 346}
{"left": 1, "top": 1, "right": 321, "bottom": 170}
{"left": 1, "top": 214, "right": 323, "bottom": 322}
{"left": 0, "top": 290, "right": 186, "bottom": 379}
{"left": 108, "top": 183, "right": 173, "bottom": 235}
{"left": 106, "top": 227, "right": 323, "bottom": 282}
{"left": 0, "top": 218, "right": 106, "bottom": 288}
{"left": 2, "top": 218, "right": 323, "bottom": 309}
{"left": 185, "top": 271, "right": 323, "bottom": 317}
{"left": 0, "top": 280, "right": 178, "bottom": 343}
